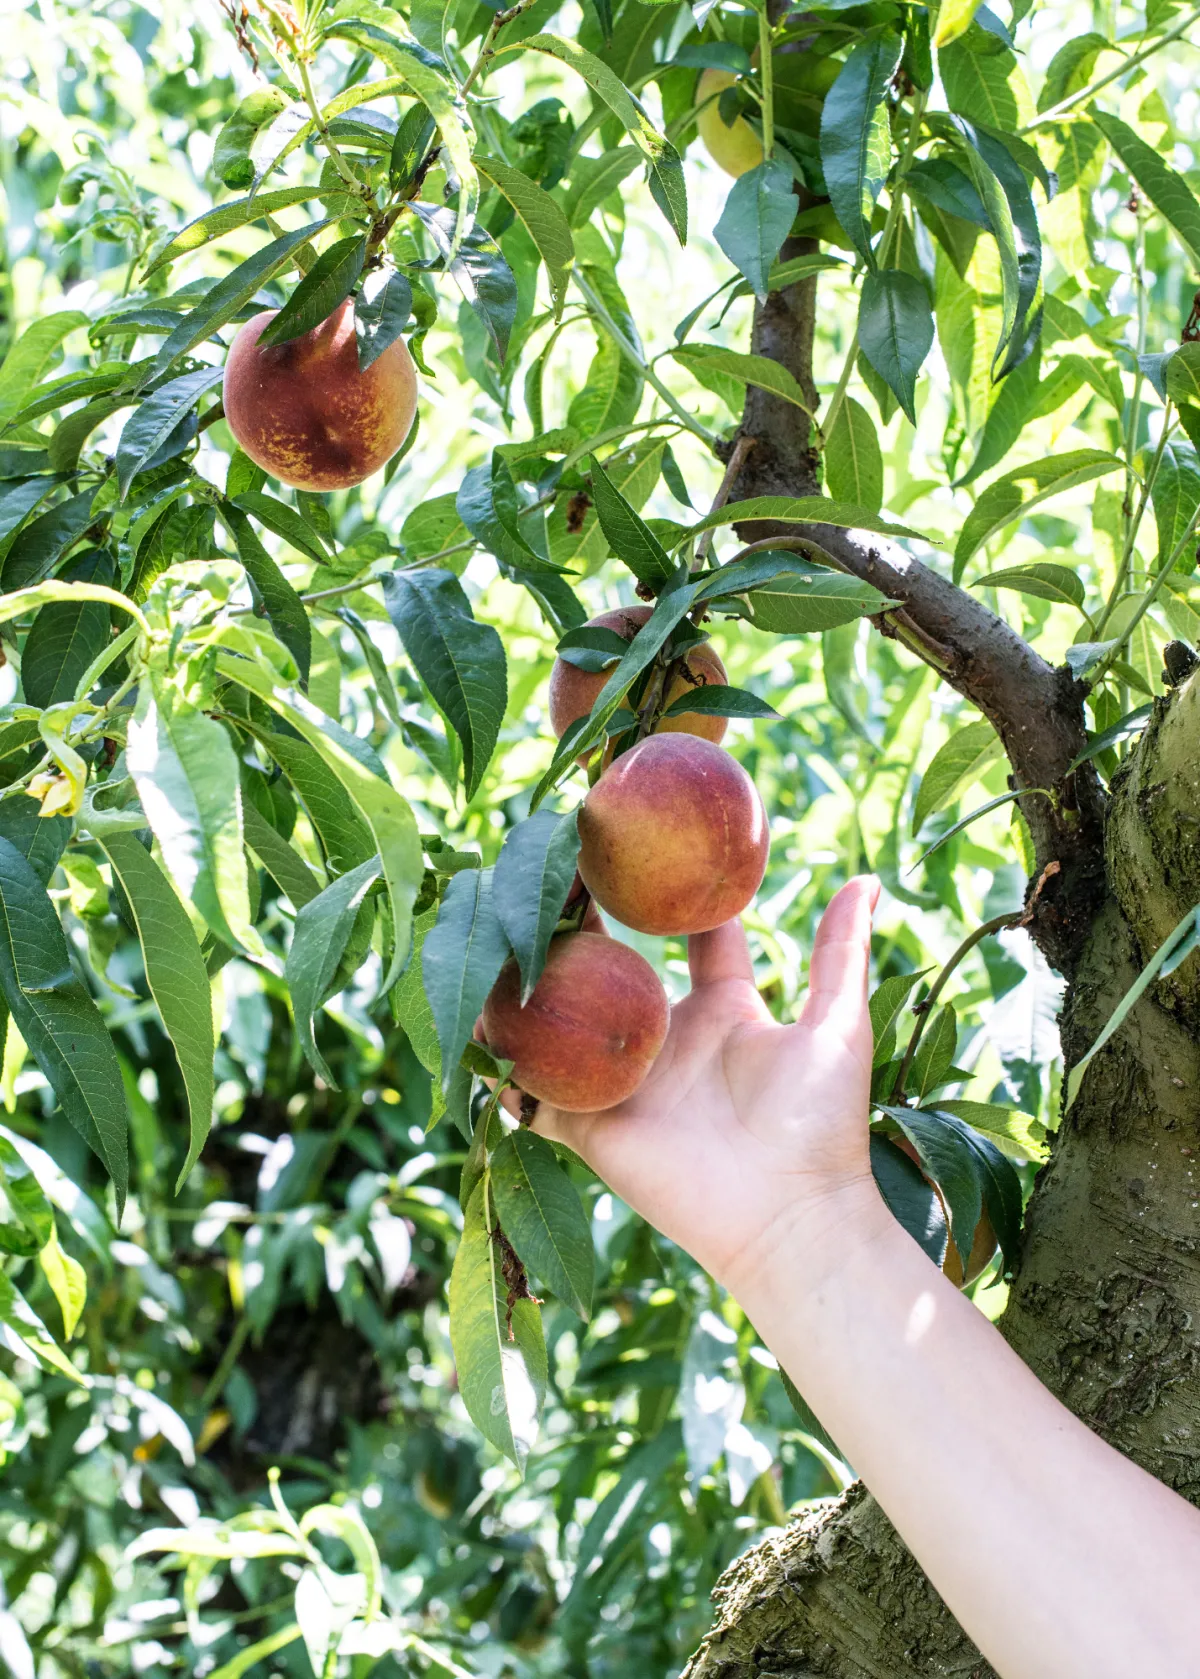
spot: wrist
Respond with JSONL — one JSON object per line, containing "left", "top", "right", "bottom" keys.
{"left": 716, "top": 1171, "right": 900, "bottom": 1311}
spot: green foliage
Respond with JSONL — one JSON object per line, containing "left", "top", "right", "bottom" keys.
{"left": 1, "top": 0, "right": 1200, "bottom": 1670}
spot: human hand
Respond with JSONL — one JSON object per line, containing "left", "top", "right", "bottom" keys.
{"left": 519, "top": 875, "right": 884, "bottom": 1295}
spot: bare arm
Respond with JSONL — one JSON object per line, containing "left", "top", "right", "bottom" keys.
{"left": 530, "top": 880, "right": 1200, "bottom": 1679}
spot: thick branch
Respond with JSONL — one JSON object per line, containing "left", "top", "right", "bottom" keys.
{"left": 721, "top": 281, "right": 1107, "bottom": 973}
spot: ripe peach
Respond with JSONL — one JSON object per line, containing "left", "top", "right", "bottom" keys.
{"left": 481, "top": 931, "right": 668, "bottom": 1112}
{"left": 223, "top": 297, "right": 416, "bottom": 491}
{"left": 696, "top": 69, "right": 764, "bottom": 178}
{"left": 549, "top": 605, "right": 728, "bottom": 757}
{"left": 577, "top": 734, "right": 768, "bottom": 935}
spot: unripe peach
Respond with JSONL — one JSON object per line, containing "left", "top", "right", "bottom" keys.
{"left": 481, "top": 932, "right": 668, "bottom": 1112}
{"left": 223, "top": 297, "right": 417, "bottom": 491}
{"left": 696, "top": 69, "right": 764, "bottom": 178}
{"left": 549, "top": 606, "right": 728, "bottom": 759}
{"left": 578, "top": 734, "right": 769, "bottom": 935}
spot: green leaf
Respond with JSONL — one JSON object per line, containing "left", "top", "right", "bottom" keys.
{"left": 127, "top": 677, "right": 261, "bottom": 956}
{"left": 912, "top": 1001, "right": 958, "bottom": 1100}
{"left": 257, "top": 235, "right": 367, "bottom": 349}
{"left": 934, "top": 0, "right": 985, "bottom": 46}
{"left": 421, "top": 867, "right": 510, "bottom": 1090}
{"left": 0, "top": 1278, "right": 84, "bottom": 1383}
{"left": 1092, "top": 109, "right": 1200, "bottom": 269}
{"left": 390, "top": 906, "right": 441, "bottom": 1079}
{"left": 383, "top": 567, "right": 507, "bottom": 801}
{"left": 37, "top": 1227, "right": 86, "bottom": 1339}
{"left": 1068, "top": 703, "right": 1154, "bottom": 771}
{"left": 868, "top": 968, "right": 930, "bottom": 1066}
{"left": 662, "top": 685, "right": 779, "bottom": 719}
{"left": 212, "top": 86, "right": 291, "bottom": 187}
{"left": 242, "top": 800, "right": 321, "bottom": 909}
{"left": 714, "top": 158, "right": 796, "bottom": 300}
{"left": 354, "top": 269, "right": 413, "bottom": 371}
{"left": 145, "top": 187, "right": 361, "bottom": 278}
{"left": 1165, "top": 343, "right": 1200, "bottom": 405}
{"left": 1151, "top": 439, "right": 1200, "bottom": 561}
{"left": 0, "top": 836, "right": 128, "bottom": 1211}
{"left": 493, "top": 809, "right": 581, "bottom": 1002}
{"left": 884, "top": 1104, "right": 1023, "bottom": 1270}
{"left": 0, "top": 1132, "right": 53, "bottom": 1255}
{"left": 231, "top": 490, "right": 330, "bottom": 565}
{"left": 746, "top": 568, "right": 895, "bottom": 633}
{"left": 819, "top": 33, "right": 903, "bottom": 265}
{"left": 682, "top": 495, "right": 925, "bottom": 544}
{"left": 22, "top": 549, "right": 116, "bottom": 708}
{"left": 934, "top": 1098, "right": 1047, "bottom": 1161}
{"left": 490, "top": 1128, "right": 594, "bottom": 1319}
{"left": 939, "top": 37, "right": 1033, "bottom": 130}
{"left": 0, "top": 800, "right": 69, "bottom": 885}
{"left": 413, "top": 206, "right": 517, "bottom": 359}
{"left": 955, "top": 120, "right": 1041, "bottom": 374}
{"left": 219, "top": 504, "right": 313, "bottom": 685}
{"left": 1, "top": 489, "right": 98, "bottom": 592}
{"left": 953, "top": 449, "right": 1122, "bottom": 577}
{"left": 671, "top": 346, "right": 813, "bottom": 415}
{"left": 449, "top": 1177, "right": 547, "bottom": 1469}
{"left": 476, "top": 156, "right": 574, "bottom": 316}
{"left": 99, "top": 834, "right": 215, "bottom": 1192}
{"left": 149, "top": 221, "right": 335, "bottom": 379}
{"left": 548, "top": 438, "right": 661, "bottom": 573}
{"left": 207, "top": 1627, "right": 304, "bottom": 1679}
{"left": 975, "top": 561, "right": 1087, "bottom": 609}
{"left": 568, "top": 147, "right": 641, "bottom": 229}
{"left": 587, "top": 454, "right": 677, "bottom": 587}
{"left": 215, "top": 656, "right": 423, "bottom": 992}
{"left": 508, "top": 34, "right": 686, "bottom": 242}
{"left": 858, "top": 269, "right": 934, "bottom": 425}
{"left": 824, "top": 395, "right": 883, "bottom": 513}
{"left": 0, "top": 478, "right": 62, "bottom": 550}
{"left": 869, "top": 1133, "right": 947, "bottom": 1264}
{"left": 255, "top": 732, "right": 372, "bottom": 874}
{"left": 912, "top": 719, "right": 1002, "bottom": 833}
{"left": 0, "top": 313, "right": 87, "bottom": 425}
{"left": 286, "top": 855, "right": 382, "bottom": 1086}
{"left": 114, "top": 366, "right": 223, "bottom": 499}
{"left": 456, "top": 456, "right": 561, "bottom": 574}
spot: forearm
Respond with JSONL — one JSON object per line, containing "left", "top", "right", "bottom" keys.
{"left": 725, "top": 1185, "right": 1200, "bottom": 1679}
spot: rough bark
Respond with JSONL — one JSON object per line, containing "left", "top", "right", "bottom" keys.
{"left": 684, "top": 671, "right": 1200, "bottom": 1679}
{"left": 683, "top": 258, "right": 1200, "bottom": 1674}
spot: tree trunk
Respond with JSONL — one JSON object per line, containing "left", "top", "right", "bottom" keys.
{"left": 684, "top": 266, "right": 1200, "bottom": 1674}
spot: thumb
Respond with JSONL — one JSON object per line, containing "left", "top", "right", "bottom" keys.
{"left": 799, "top": 875, "right": 880, "bottom": 1033}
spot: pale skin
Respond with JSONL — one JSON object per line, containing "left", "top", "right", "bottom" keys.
{"left": 508, "top": 876, "right": 1200, "bottom": 1679}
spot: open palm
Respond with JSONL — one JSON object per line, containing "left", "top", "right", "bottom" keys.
{"left": 525, "top": 877, "right": 881, "bottom": 1293}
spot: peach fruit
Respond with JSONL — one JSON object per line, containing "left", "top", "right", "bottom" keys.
{"left": 577, "top": 734, "right": 769, "bottom": 935}
{"left": 223, "top": 297, "right": 417, "bottom": 491}
{"left": 696, "top": 69, "right": 764, "bottom": 178}
{"left": 481, "top": 931, "right": 668, "bottom": 1112}
{"left": 549, "top": 605, "right": 729, "bottom": 756}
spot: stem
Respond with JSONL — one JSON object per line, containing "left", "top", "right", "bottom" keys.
{"left": 574, "top": 271, "right": 721, "bottom": 447}
{"left": 461, "top": 0, "right": 541, "bottom": 95}
{"left": 1023, "top": 3, "right": 1200, "bottom": 131}
{"left": 891, "top": 912, "right": 1023, "bottom": 1103}
{"left": 1092, "top": 501, "right": 1200, "bottom": 684}
{"left": 1095, "top": 406, "right": 1172, "bottom": 637}
{"left": 757, "top": 7, "right": 775, "bottom": 160}
{"left": 296, "top": 55, "right": 369, "bottom": 197}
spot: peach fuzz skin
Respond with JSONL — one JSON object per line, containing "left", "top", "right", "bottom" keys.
{"left": 577, "top": 734, "right": 769, "bottom": 936}
{"left": 223, "top": 297, "right": 417, "bottom": 492}
{"left": 481, "top": 931, "right": 669, "bottom": 1112}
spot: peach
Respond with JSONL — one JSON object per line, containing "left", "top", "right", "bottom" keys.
{"left": 696, "top": 69, "right": 764, "bottom": 179}
{"left": 577, "top": 734, "right": 768, "bottom": 935}
{"left": 549, "top": 606, "right": 728, "bottom": 756}
{"left": 481, "top": 931, "right": 668, "bottom": 1112}
{"left": 223, "top": 297, "right": 416, "bottom": 491}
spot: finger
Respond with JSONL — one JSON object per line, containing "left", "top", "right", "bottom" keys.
{"left": 801, "top": 875, "right": 880, "bottom": 1029}
{"left": 688, "top": 918, "right": 754, "bottom": 988}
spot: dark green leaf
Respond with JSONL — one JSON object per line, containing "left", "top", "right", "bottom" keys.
{"left": 714, "top": 158, "right": 796, "bottom": 300}
{"left": 145, "top": 187, "right": 361, "bottom": 277}
{"left": 287, "top": 855, "right": 382, "bottom": 1086}
{"left": 476, "top": 155, "right": 574, "bottom": 315}
{"left": 953, "top": 449, "right": 1122, "bottom": 576}
{"left": 491, "top": 1128, "right": 594, "bottom": 1319}
{"left": 819, "top": 33, "right": 903, "bottom": 265}
{"left": 383, "top": 567, "right": 508, "bottom": 800}
{"left": 100, "top": 834, "right": 215, "bottom": 1191}
{"left": 2, "top": 489, "right": 97, "bottom": 591}
{"left": 493, "top": 809, "right": 581, "bottom": 1002}
{"left": 824, "top": 395, "right": 884, "bottom": 512}
{"left": 587, "top": 454, "right": 677, "bottom": 587}
{"left": 258, "top": 236, "right": 367, "bottom": 349}
{"left": 661, "top": 685, "right": 779, "bottom": 719}
{"left": 354, "top": 270, "right": 413, "bottom": 371}
{"left": 115, "top": 365, "right": 223, "bottom": 499}
{"left": 912, "top": 720, "right": 1002, "bottom": 832}
{"left": 421, "top": 867, "right": 510, "bottom": 1090}
{"left": 220, "top": 504, "right": 313, "bottom": 686}
{"left": 1092, "top": 109, "right": 1200, "bottom": 269}
{"left": 975, "top": 561, "right": 1086, "bottom": 608}
{"left": 1067, "top": 704, "right": 1154, "bottom": 771}
{"left": 857, "top": 269, "right": 934, "bottom": 425}
{"left": 0, "top": 836, "right": 128, "bottom": 1213}
{"left": 231, "top": 490, "right": 330, "bottom": 565}
{"left": 22, "top": 549, "right": 116, "bottom": 708}
{"left": 242, "top": 799, "right": 321, "bottom": 908}
{"left": 869, "top": 1132, "right": 947, "bottom": 1264}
